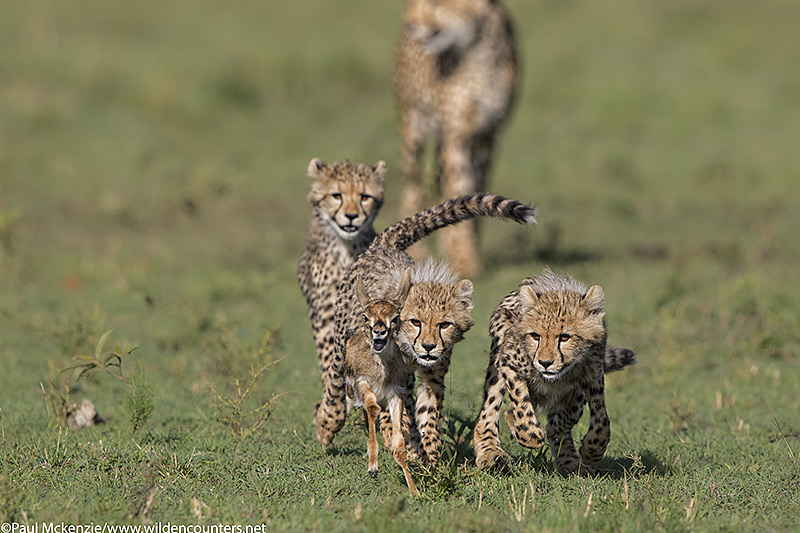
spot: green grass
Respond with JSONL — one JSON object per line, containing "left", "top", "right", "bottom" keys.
{"left": 2, "top": 0, "right": 799, "bottom": 529}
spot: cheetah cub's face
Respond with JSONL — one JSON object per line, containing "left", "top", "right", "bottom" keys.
{"left": 403, "top": 0, "right": 490, "bottom": 55}
{"left": 397, "top": 280, "right": 475, "bottom": 367}
{"left": 518, "top": 285, "right": 606, "bottom": 382}
{"left": 356, "top": 271, "right": 411, "bottom": 355}
{"left": 306, "top": 158, "right": 386, "bottom": 240}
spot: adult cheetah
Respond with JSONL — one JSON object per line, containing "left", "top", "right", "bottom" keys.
{"left": 395, "top": 0, "right": 519, "bottom": 277}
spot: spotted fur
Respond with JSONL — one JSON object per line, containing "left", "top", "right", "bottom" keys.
{"left": 297, "top": 158, "right": 385, "bottom": 398}
{"left": 395, "top": 0, "right": 519, "bottom": 277}
{"left": 314, "top": 193, "right": 537, "bottom": 463}
{"left": 473, "top": 269, "right": 637, "bottom": 476}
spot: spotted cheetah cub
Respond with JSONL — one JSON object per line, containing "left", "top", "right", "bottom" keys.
{"left": 395, "top": 0, "right": 518, "bottom": 277}
{"left": 474, "top": 269, "right": 637, "bottom": 476}
{"left": 297, "top": 158, "right": 385, "bottom": 392}
{"left": 344, "top": 269, "right": 418, "bottom": 496}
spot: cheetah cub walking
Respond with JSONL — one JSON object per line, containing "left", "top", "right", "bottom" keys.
{"left": 473, "top": 269, "right": 637, "bottom": 476}
{"left": 345, "top": 269, "right": 418, "bottom": 496}
{"left": 395, "top": 0, "right": 519, "bottom": 276}
{"left": 297, "top": 158, "right": 385, "bottom": 391}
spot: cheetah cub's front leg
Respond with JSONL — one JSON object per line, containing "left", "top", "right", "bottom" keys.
{"left": 474, "top": 359, "right": 545, "bottom": 470}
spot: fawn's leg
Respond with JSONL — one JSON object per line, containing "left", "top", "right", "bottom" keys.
{"left": 357, "top": 383, "right": 381, "bottom": 477}
{"left": 389, "top": 395, "right": 418, "bottom": 496}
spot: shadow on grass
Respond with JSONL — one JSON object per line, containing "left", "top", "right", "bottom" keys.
{"left": 484, "top": 224, "right": 601, "bottom": 271}
{"left": 597, "top": 450, "right": 668, "bottom": 479}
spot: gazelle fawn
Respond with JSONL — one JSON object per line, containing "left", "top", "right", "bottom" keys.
{"left": 344, "top": 268, "right": 418, "bottom": 495}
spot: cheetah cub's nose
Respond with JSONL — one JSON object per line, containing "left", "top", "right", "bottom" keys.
{"left": 539, "top": 360, "right": 554, "bottom": 369}
{"left": 421, "top": 343, "right": 436, "bottom": 353}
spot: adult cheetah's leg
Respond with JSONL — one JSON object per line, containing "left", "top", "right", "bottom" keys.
{"left": 399, "top": 111, "right": 429, "bottom": 262}
{"left": 415, "top": 366, "right": 447, "bottom": 463}
{"left": 439, "top": 132, "right": 480, "bottom": 277}
{"left": 502, "top": 369, "right": 546, "bottom": 449}
{"left": 579, "top": 375, "right": 611, "bottom": 466}
{"left": 471, "top": 132, "right": 496, "bottom": 194}
{"left": 546, "top": 389, "right": 594, "bottom": 477}
{"left": 474, "top": 359, "right": 510, "bottom": 469}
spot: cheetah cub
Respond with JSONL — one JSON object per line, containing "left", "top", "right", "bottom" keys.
{"left": 297, "top": 158, "right": 385, "bottom": 392}
{"left": 395, "top": 0, "right": 518, "bottom": 277}
{"left": 345, "top": 269, "right": 418, "bottom": 496}
{"left": 473, "top": 269, "right": 637, "bottom": 476}
{"left": 315, "top": 193, "right": 537, "bottom": 464}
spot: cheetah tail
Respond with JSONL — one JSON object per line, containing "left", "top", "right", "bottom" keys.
{"left": 376, "top": 193, "right": 537, "bottom": 252}
{"left": 603, "top": 346, "right": 638, "bottom": 373}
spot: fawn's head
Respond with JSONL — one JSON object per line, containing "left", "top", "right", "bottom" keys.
{"left": 356, "top": 269, "right": 412, "bottom": 354}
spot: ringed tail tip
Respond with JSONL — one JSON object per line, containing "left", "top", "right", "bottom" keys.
{"left": 525, "top": 205, "right": 539, "bottom": 224}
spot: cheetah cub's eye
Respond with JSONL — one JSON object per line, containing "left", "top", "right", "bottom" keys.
{"left": 331, "top": 192, "right": 342, "bottom": 200}
{"left": 391, "top": 316, "right": 400, "bottom": 326}
{"left": 363, "top": 314, "right": 369, "bottom": 323}
{"left": 439, "top": 321, "right": 453, "bottom": 330}
{"left": 530, "top": 332, "right": 541, "bottom": 342}
{"left": 360, "top": 194, "right": 373, "bottom": 202}
{"left": 410, "top": 319, "right": 422, "bottom": 327}
{"left": 558, "top": 333, "right": 572, "bottom": 342}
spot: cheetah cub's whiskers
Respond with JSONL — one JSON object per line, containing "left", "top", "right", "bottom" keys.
{"left": 474, "top": 269, "right": 637, "bottom": 477}
{"left": 344, "top": 269, "right": 418, "bottom": 496}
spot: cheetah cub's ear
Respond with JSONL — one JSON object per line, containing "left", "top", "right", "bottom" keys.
{"left": 356, "top": 274, "right": 371, "bottom": 309}
{"left": 372, "top": 160, "right": 387, "bottom": 184}
{"left": 581, "top": 285, "right": 605, "bottom": 315}
{"left": 519, "top": 285, "right": 541, "bottom": 313}
{"left": 307, "top": 157, "right": 327, "bottom": 178}
{"left": 395, "top": 268, "right": 412, "bottom": 306}
{"left": 453, "top": 279, "right": 476, "bottom": 317}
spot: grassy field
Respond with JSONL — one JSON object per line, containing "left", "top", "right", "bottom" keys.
{"left": 2, "top": 0, "right": 799, "bottom": 530}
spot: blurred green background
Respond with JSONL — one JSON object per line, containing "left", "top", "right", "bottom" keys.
{"left": 1, "top": 0, "right": 798, "bottom": 528}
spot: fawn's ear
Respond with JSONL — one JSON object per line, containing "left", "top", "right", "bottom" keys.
{"left": 372, "top": 160, "right": 387, "bottom": 184}
{"left": 519, "top": 285, "right": 541, "bottom": 313}
{"left": 581, "top": 285, "right": 605, "bottom": 315}
{"left": 356, "top": 274, "right": 370, "bottom": 309}
{"left": 307, "top": 158, "right": 326, "bottom": 178}
{"left": 395, "top": 268, "right": 412, "bottom": 305}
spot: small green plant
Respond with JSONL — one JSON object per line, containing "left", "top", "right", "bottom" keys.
{"left": 41, "top": 329, "right": 153, "bottom": 432}
{"left": 127, "top": 363, "right": 155, "bottom": 433}
{"left": 208, "top": 329, "right": 283, "bottom": 437}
